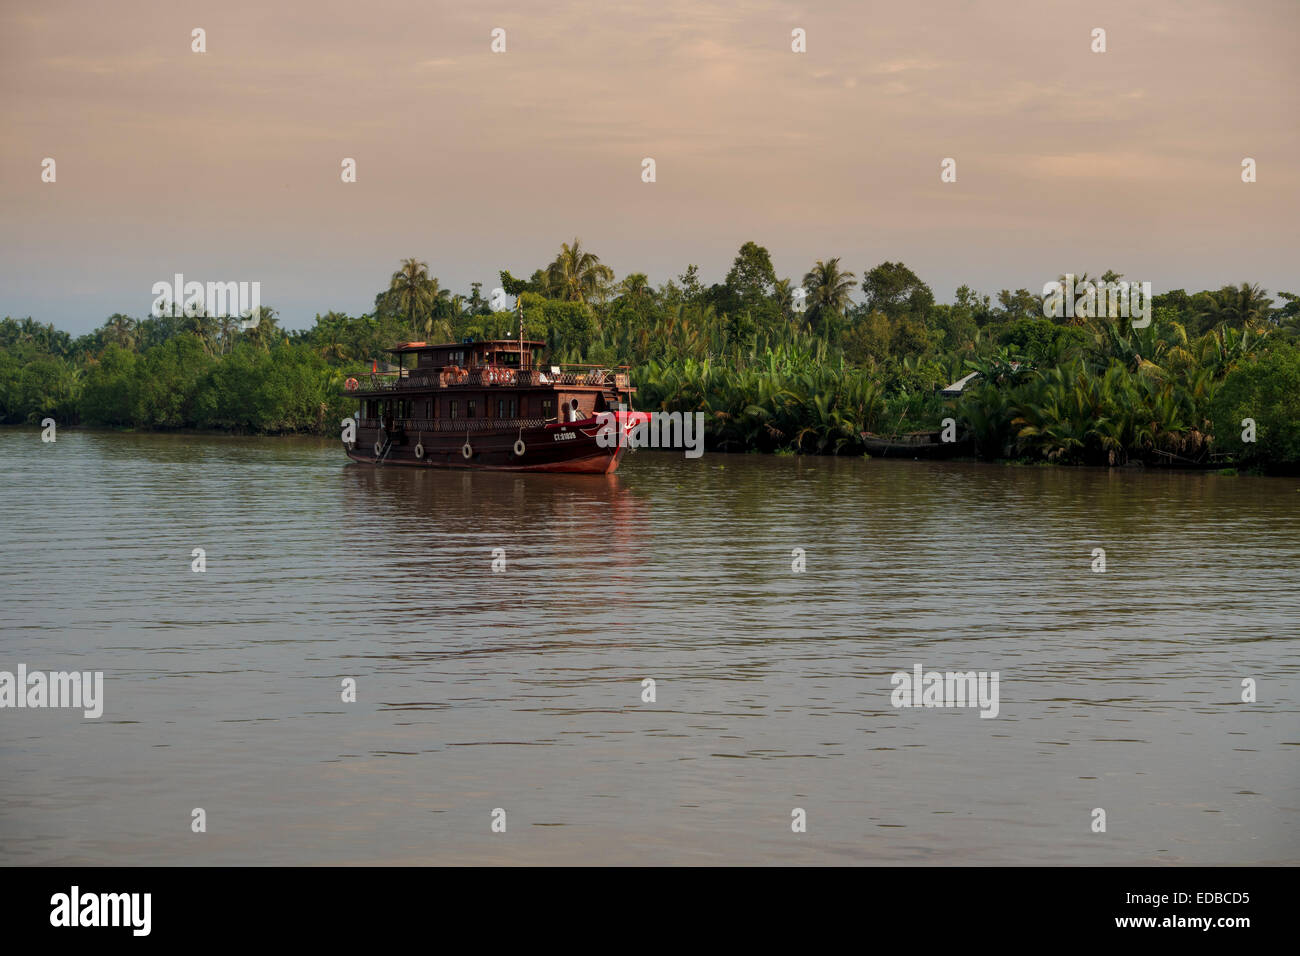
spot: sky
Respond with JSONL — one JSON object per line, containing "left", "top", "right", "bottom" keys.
{"left": 2, "top": 0, "right": 1297, "bottom": 334}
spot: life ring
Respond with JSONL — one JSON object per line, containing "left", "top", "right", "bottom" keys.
{"left": 344, "top": 377, "right": 359, "bottom": 391}
{"left": 461, "top": 442, "right": 473, "bottom": 459}
{"left": 414, "top": 442, "right": 425, "bottom": 459}
{"left": 513, "top": 438, "right": 526, "bottom": 457}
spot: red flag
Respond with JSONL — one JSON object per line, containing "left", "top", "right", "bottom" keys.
{"left": 372, "top": 359, "right": 377, "bottom": 373}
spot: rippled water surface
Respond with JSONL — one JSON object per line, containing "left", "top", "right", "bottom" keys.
{"left": 1, "top": 428, "right": 1297, "bottom": 865}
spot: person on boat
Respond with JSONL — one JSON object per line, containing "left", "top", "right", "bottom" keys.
{"left": 569, "top": 399, "right": 581, "bottom": 422}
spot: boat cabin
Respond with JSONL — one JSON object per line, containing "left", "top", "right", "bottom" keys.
{"left": 350, "top": 339, "right": 635, "bottom": 436}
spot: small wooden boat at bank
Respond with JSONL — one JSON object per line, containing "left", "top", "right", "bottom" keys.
{"left": 344, "top": 339, "right": 644, "bottom": 473}
{"left": 860, "top": 430, "right": 972, "bottom": 458}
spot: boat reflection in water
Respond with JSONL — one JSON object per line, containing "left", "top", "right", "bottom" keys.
{"left": 340, "top": 464, "right": 650, "bottom": 622}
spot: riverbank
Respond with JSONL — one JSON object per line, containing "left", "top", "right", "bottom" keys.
{"left": 12, "top": 421, "right": 1300, "bottom": 476}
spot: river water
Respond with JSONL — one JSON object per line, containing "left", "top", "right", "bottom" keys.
{"left": 1, "top": 428, "right": 1296, "bottom": 865}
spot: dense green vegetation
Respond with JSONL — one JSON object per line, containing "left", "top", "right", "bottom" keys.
{"left": 3, "top": 240, "right": 1298, "bottom": 471}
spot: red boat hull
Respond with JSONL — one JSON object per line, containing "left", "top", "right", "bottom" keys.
{"left": 346, "top": 417, "right": 638, "bottom": 473}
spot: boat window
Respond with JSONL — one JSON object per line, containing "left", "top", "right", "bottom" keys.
{"left": 467, "top": 400, "right": 476, "bottom": 419}
{"left": 449, "top": 400, "right": 457, "bottom": 420}
{"left": 542, "top": 398, "right": 553, "bottom": 419}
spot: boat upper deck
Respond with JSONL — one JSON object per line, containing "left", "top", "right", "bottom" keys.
{"left": 350, "top": 339, "right": 633, "bottom": 397}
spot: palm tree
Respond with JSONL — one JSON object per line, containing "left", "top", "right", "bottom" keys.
{"left": 1195, "top": 323, "right": 1267, "bottom": 376}
{"left": 429, "top": 278, "right": 452, "bottom": 317}
{"left": 417, "top": 279, "right": 453, "bottom": 341}
{"left": 1055, "top": 272, "right": 1094, "bottom": 325}
{"left": 620, "top": 273, "right": 651, "bottom": 300}
{"left": 1057, "top": 271, "right": 1094, "bottom": 288}
{"left": 316, "top": 312, "right": 352, "bottom": 362}
{"left": 181, "top": 311, "right": 217, "bottom": 355}
{"left": 1197, "top": 282, "right": 1273, "bottom": 329}
{"left": 802, "top": 259, "right": 857, "bottom": 336}
{"left": 102, "top": 314, "right": 138, "bottom": 351}
{"left": 423, "top": 314, "right": 454, "bottom": 343}
{"left": 771, "top": 279, "right": 792, "bottom": 322}
{"left": 243, "top": 308, "right": 284, "bottom": 350}
{"left": 388, "top": 258, "right": 436, "bottom": 338}
{"left": 214, "top": 314, "right": 237, "bottom": 355}
{"left": 546, "top": 238, "right": 614, "bottom": 303}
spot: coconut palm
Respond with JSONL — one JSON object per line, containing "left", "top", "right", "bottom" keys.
{"left": 428, "top": 279, "right": 453, "bottom": 318}
{"left": 180, "top": 311, "right": 218, "bottom": 355}
{"left": 315, "top": 312, "right": 352, "bottom": 362}
{"left": 1197, "top": 283, "right": 1273, "bottom": 329}
{"left": 422, "top": 314, "right": 454, "bottom": 343}
{"left": 620, "top": 273, "right": 651, "bottom": 300}
{"left": 102, "top": 314, "right": 138, "bottom": 351}
{"left": 802, "top": 259, "right": 857, "bottom": 336}
{"left": 243, "top": 308, "right": 284, "bottom": 350}
{"left": 388, "top": 258, "right": 436, "bottom": 338}
{"left": 773, "top": 279, "right": 795, "bottom": 321}
{"left": 1053, "top": 272, "right": 1097, "bottom": 325}
{"left": 214, "top": 314, "right": 237, "bottom": 355}
{"left": 546, "top": 238, "right": 614, "bottom": 303}
{"left": 1057, "top": 271, "right": 1094, "bottom": 289}
{"left": 1194, "top": 323, "right": 1268, "bottom": 377}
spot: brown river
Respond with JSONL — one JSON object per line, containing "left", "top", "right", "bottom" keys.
{"left": 1, "top": 428, "right": 1296, "bottom": 864}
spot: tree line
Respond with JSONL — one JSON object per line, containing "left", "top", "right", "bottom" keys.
{"left": 2, "top": 239, "right": 1298, "bottom": 470}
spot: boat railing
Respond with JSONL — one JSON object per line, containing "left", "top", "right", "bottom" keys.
{"left": 359, "top": 417, "right": 555, "bottom": 434}
{"left": 363, "top": 364, "right": 630, "bottom": 390}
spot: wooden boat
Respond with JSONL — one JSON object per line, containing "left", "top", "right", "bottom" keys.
{"left": 343, "top": 338, "right": 644, "bottom": 473}
{"left": 860, "top": 430, "right": 972, "bottom": 458}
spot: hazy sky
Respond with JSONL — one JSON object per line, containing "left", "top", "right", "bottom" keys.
{"left": 2, "top": 0, "right": 1296, "bottom": 333}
